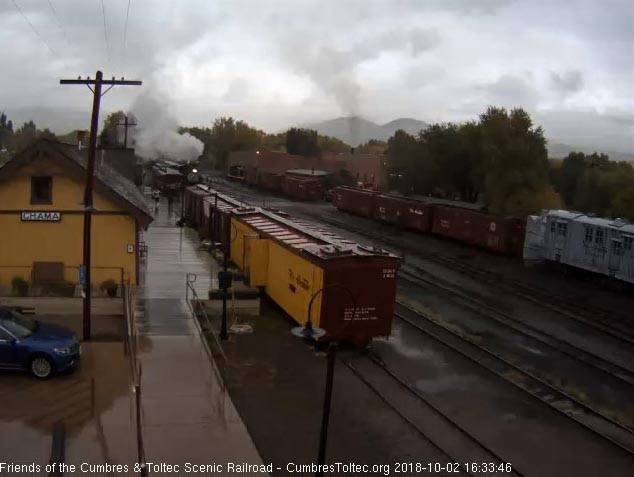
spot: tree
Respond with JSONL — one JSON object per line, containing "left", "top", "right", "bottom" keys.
{"left": 0, "top": 112, "right": 13, "bottom": 149}
{"left": 357, "top": 139, "right": 387, "bottom": 154}
{"left": 386, "top": 129, "right": 419, "bottom": 193}
{"left": 317, "top": 134, "right": 350, "bottom": 153}
{"left": 99, "top": 111, "right": 131, "bottom": 147}
{"left": 261, "top": 132, "right": 286, "bottom": 152}
{"left": 479, "top": 107, "right": 557, "bottom": 215}
{"left": 286, "top": 127, "right": 320, "bottom": 157}
{"left": 208, "top": 117, "right": 264, "bottom": 169}
{"left": 10, "top": 120, "right": 39, "bottom": 151}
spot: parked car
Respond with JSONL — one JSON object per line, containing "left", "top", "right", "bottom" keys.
{"left": 0, "top": 307, "right": 81, "bottom": 378}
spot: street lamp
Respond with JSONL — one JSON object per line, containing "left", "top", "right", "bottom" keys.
{"left": 291, "top": 284, "right": 356, "bottom": 477}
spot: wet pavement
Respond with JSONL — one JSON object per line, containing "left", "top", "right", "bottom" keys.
{"left": 133, "top": 199, "right": 266, "bottom": 474}
{"left": 0, "top": 341, "right": 136, "bottom": 476}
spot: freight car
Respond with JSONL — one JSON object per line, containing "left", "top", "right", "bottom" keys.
{"left": 432, "top": 205, "right": 525, "bottom": 256}
{"left": 333, "top": 186, "right": 378, "bottom": 218}
{"left": 333, "top": 186, "right": 526, "bottom": 257}
{"left": 372, "top": 193, "right": 433, "bottom": 233}
{"left": 524, "top": 210, "right": 634, "bottom": 284}
{"left": 228, "top": 208, "right": 400, "bottom": 345}
{"left": 282, "top": 176, "right": 323, "bottom": 201}
{"left": 182, "top": 185, "right": 401, "bottom": 345}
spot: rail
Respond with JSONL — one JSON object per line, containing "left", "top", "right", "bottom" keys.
{"left": 185, "top": 273, "right": 228, "bottom": 363}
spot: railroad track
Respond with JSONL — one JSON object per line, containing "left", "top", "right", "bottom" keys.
{"left": 400, "top": 264, "right": 634, "bottom": 385}
{"left": 310, "top": 212, "right": 634, "bottom": 343}
{"left": 339, "top": 354, "right": 525, "bottom": 477}
{"left": 417, "top": 250, "right": 634, "bottom": 344}
{"left": 394, "top": 301, "right": 634, "bottom": 455}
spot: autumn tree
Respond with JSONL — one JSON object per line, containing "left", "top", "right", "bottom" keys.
{"left": 357, "top": 139, "right": 387, "bottom": 154}
{"left": 208, "top": 117, "right": 264, "bottom": 169}
{"left": 317, "top": 134, "right": 350, "bottom": 153}
{"left": 478, "top": 107, "right": 559, "bottom": 215}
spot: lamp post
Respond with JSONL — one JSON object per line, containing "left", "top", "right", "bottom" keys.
{"left": 291, "top": 284, "right": 356, "bottom": 477}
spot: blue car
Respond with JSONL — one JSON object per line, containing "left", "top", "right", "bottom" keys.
{"left": 0, "top": 306, "right": 81, "bottom": 379}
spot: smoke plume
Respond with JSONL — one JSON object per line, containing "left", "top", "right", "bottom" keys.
{"left": 129, "top": 92, "right": 203, "bottom": 162}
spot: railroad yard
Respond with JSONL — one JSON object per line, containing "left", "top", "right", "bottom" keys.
{"left": 187, "top": 178, "right": 634, "bottom": 477}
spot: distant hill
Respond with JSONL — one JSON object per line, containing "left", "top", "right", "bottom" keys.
{"left": 303, "top": 116, "right": 428, "bottom": 146}
{"left": 4, "top": 107, "right": 90, "bottom": 135}
{"left": 548, "top": 141, "right": 634, "bottom": 162}
{"left": 304, "top": 116, "right": 633, "bottom": 161}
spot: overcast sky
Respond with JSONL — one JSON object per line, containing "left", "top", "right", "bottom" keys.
{"left": 1, "top": 0, "right": 633, "bottom": 152}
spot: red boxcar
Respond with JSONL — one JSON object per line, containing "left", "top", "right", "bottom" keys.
{"left": 333, "top": 186, "right": 377, "bottom": 218}
{"left": 258, "top": 171, "right": 283, "bottom": 192}
{"left": 282, "top": 177, "right": 322, "bottom": 201}
{"left": 432, "top": 205, "right": 525, "bottom": 255}
{"left": 372, "top": 194, "right": 434, "bottom": 233}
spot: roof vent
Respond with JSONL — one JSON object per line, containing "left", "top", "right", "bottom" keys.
{"left": 357, "top": 244, "right": 389, "bottom": 255}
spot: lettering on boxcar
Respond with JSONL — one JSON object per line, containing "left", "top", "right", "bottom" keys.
{"left": 296, "top": 274, "right": 310, "bottom": 291}
{"left": 440, "top": 219, "right": 450, "bottom": 228}
{"left": 382, "top": 268, "right": 396, "bottom": 279}
{"left": 344, "top": 306, "right": 377, "bottom": 321}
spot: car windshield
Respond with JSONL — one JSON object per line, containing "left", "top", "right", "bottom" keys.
{"left": 1, "top": 311, "right": 38, "bottom": 338}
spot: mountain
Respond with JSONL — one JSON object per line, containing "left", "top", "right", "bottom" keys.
{"left": 548, "top": 141, "right": 634, "bottom": 162}
{"left": 303, "top": 116, "right": 428, "bottom": 146}
{"left": 305, "top": 116, "right": 634, "bottom": 161}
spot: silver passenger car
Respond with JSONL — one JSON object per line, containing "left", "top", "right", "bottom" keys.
{"left": 524, "top": 210, "right": 634, "bottom": 284}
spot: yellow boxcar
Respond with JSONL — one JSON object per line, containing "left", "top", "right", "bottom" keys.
{"left": 229, "top": 210, "right": 400, "bottom": 345}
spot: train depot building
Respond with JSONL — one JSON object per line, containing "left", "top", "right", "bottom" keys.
{"left": 0, "top": 139, "right": 153, "bottom": 292}
{"left": 227, "top": 149, "right": 387, "bottom": 191}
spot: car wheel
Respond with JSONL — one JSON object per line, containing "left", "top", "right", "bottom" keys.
{"left": 30, "top": 356, "right": 53, "bottom": 379}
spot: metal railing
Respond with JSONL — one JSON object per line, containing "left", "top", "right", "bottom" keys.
{"left": 122, "top": 283, "right": 148, "bottom": 476}
{"left": 185, "top": 273, "right": 228, "bottom": 363}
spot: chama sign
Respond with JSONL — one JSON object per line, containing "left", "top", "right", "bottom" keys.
{"left": 21, "top": 211, "right": 62, "bottom": 222}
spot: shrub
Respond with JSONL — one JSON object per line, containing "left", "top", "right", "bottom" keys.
{"left": 11, "top": 276, "right": 29, "bottom": 297}
{"left": 99, "top": 279, "right": 118, "bottom": 298}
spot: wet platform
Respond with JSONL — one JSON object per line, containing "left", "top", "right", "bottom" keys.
{"left": 134, "top": 200, "right": 266, "bottom": 473}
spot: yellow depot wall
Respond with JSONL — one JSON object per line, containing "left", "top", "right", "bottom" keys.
{"left": 265, "top": 241, "right": 324, "bottom": 327}
{"left": 0, "top": 156, "right": 139, "bottom": 287}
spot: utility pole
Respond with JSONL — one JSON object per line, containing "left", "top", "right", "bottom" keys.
{"left": 60, "top": 71, "right": 142, "bottom": 341}
{"left": 116, "top": 115, "right": 137, "bottom": 148}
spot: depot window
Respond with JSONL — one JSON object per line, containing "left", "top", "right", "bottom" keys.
{"left": 624, "top": 236, "right": 633, "bottom": 252}
{"left": 556, "top": 222, "right": 567, "bottom": 236}
{"left": 584, "top": 226, "right": 593, "bottom": 243}
{"left": 31, "top": 176, "right": 52, "bottom": 205}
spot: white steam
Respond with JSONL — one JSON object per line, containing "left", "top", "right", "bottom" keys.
{"left": 130, "top": 92, "right": 203, "bottom": 162}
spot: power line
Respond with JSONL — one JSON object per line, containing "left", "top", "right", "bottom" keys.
{"left": 100, "top": 0, "right": 110, "bottom": 66}
{"left": 46, "top": 0, "right": 69, "bottom": 45}
{"left": 123, "top": 0, "right": 132, "bottom": 60}
{"left": 11, "top": 0, "right": 57, "bottom": 57}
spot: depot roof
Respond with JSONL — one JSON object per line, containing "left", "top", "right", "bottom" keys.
{"left": 0, "top": 139, "right": 154, "bottom": 227}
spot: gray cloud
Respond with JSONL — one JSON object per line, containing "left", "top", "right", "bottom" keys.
{"left": 550, "top": 70, "right": 584, "bottom": 94}
{"left": 0, "top": 0, "right": 632, "bottom": 154}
